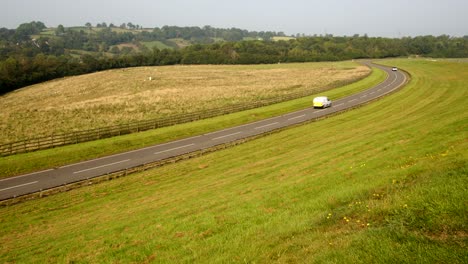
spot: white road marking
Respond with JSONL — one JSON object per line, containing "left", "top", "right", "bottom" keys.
{"left": 212, "top": 132, "right": 242, "bottom": 140}
{"left": 377, "top": 89, "right": 382, "bottom": 92}
{"left": 60, "top": 136, "right": 202, "bottom": 169}
{"left": 73, "top": 159, "right": 131, "bottom": 174}
{"left": 361, "top": 95, "right": 368, "bottom": 98}
{"left": 283, "top": 110, "right": 308, "bottom": 117}
{"left": 0, "top": 169, "right": 53, "bottom": 182}
{"left": 206, "top": 116, "right": 280, "bottom": 136}
{"left": 0, "top": 181, "right": 38, "bottom": 192}
{"left": 255, "top": 122, "right": 279, "bottom": 130}
{"left": 369, "top": 92, "right": 375, "bottom": 95}
{"left": 288, "top": 114, "right": 306, "bottom": 121}
{"left": 154, "top": 144, "right": 195, "bottom": 155}
{"left": 333, "top": 103, "right": 344, "bottom": 108}
{"left": 349, "top": 99, "right": 357, "bottom": 103}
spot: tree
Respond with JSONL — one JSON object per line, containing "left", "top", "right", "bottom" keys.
{"left": 55, "top": 24, "right": 65, "bottom": 36}
{"left": 15, "top": 21, "right": 46, "bottom": 41}
{"left": 0, "top": 57, "right": 21, "bottom": 93}
{"left": 127, "top": 22, "right": 135, "bottom": 30}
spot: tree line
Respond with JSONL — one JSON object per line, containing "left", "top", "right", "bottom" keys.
{"left": 0, "top": 22, "right": 467, "bottom": 94}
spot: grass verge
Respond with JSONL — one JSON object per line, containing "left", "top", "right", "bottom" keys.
{"left": 0, "top": 59, "right": 466, "bottom": 262}
{"left": 0, "top": 65, "right": 386, "bottom": 178}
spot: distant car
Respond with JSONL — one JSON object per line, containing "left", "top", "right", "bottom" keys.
{"left": 392, "top": 67, "right": 398, "bottom": 71}
{"left": 313, "top": 96, "right": 332, "bottom": 109}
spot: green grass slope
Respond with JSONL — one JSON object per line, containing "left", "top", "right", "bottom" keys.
{"left": 0, "top": 59, "right": 466, "bottom": 263}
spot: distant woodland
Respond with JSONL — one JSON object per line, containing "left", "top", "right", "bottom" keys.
{"left": 1, "top": 21, "right": 467, "bottom": 94}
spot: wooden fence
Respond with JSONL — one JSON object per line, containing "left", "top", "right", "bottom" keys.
{"left": 0, "top": 76, "right": 364, "bottom": 157}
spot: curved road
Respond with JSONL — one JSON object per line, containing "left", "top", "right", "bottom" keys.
{"left": 0, "top": 62, "right": 407, "bottom": 201}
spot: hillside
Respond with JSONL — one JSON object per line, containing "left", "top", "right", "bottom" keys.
{"left": 1, "top": 22, "right": 466, "bottom": 94}
{"left": 0, "top": 59, "right": 466, "bottom": 262}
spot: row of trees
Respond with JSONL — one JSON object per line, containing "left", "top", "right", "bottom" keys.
{"left": 92, "top": 22, "right": 143, "bottom": 30}
{"left": 0, "top": 22, "right": 287, "bottom": 59}
{"left": 1, "top": 22, "right": 467, "bottom": 94}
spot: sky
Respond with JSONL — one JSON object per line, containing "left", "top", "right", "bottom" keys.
{"left": 2, "top": 0, "right": 467, "bottom": 37}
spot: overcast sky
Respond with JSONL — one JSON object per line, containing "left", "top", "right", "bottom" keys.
{"left": 2, "top": 0, "right": 467, "bottom": 37}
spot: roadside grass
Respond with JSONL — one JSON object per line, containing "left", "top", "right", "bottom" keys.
{"left": 0, "top": 59, "right": 466, "bottom": 262}
{"left": 0, "top": 61, "right": 369, "bottom": 143}
{"left": 0, "top": 64, "right": 384, "bottom": 178}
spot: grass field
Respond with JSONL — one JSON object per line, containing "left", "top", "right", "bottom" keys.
{"left": 141, "top": 41, "right": 173, "bottom": 50}
{"left": 0, "top": 66, "right": 384, "bottom": 178}
{"left": 272, "top": 36, "right": 296, "bottom": 41}
{"left": 0, "top": 59, "right": 466, "bottom": 262}
{"left": 0, "top": 61, "right": 369, "bottom": 144}
{"left": 169, "top": 38, "right": 196, "bottom": 48}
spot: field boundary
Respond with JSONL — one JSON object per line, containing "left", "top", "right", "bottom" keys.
{"left": 0, "top": 73, "right": 369, "bottom": 156}
{"left": 0, "top": 69, "right": 409, "bottom": 206}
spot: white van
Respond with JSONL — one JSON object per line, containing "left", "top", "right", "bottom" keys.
{"left": 313, "top": 96, "right": 332, "bottom": 109}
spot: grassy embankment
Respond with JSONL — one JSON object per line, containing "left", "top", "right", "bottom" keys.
{"left": 0, "top": 62, "right": 385, "bottom": 178}
{"left": 0, "top": 59, "right": 466, "bottom": 263}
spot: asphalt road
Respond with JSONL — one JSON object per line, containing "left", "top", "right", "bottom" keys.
{"left": 0, "top": 62, "right": 407, "bottom": 201}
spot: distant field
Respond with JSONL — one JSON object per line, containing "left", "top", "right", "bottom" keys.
{"left": 169, "top": 38, "right": 192, "bottom": 48}
{"left": 141, "top": 40, "right": 173, "bottom": 50}
{"left": 0, "top": 59, "right": 465, "bottom": 262}
{"left": 272, "top": 36, "right": 296, "bottom": 41}
{"left": 113, "top": 42, "right": 139, "bottom": 50}
{"left": 0, "top": 61, "right": 369, "bottom": 144}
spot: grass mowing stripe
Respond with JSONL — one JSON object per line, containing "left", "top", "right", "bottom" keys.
{"left": 0, "top": 66, "right": 387, "bottom": 179}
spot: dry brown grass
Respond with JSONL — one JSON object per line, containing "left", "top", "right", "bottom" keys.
{"left": 0, "top": 62, "right": 370, "bottom": 143}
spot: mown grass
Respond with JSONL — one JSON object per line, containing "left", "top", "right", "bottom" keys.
{"left": 0, "top": 66, "right": 385, "bottom": 178}
{"left": 0, "top": 59, "right": 466, "bottom": 263}
{"left": 0, "top": 61, "right": 369, "bottom": 143}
